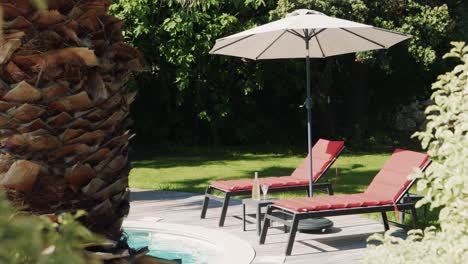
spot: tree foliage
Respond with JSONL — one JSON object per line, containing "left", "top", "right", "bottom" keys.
{"left": 111, "top": 0, "right": 269, "bottom": 143}
{"left": 273, "top": 0, "right": 453, "bottom": 67}
{"left": 110, "top": 0, "right": 466, "bottom": 146}
{"left": 362, "top": 42, "right": 468, "bottom": 264}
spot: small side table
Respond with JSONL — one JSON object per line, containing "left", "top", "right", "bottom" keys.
{"left": 242, "top": 198, "right": 276, "bottom": 236}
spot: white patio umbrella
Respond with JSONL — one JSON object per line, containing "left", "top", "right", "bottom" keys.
{"left": 210, "top": 9, "right": 411, "bottom": 198}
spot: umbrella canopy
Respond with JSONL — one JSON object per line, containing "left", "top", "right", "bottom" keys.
{"left": 210, "top": 9, "right": 411, "bottom": 59}
{"left": 210, "top": 9, "right": 411, "bottom": 198}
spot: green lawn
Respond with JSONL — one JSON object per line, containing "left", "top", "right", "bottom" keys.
{"left": 129, "top": 146, "right": 438, "bottom": 227}
{"left": 130, "top": 148, "right": 386, "bottom": 194}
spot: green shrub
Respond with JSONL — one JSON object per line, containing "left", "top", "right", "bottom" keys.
{"left": 0, "top": 195, "right": 102, "bottom": 264}
{"left": 362, "top": 42, "right": 468, "bottom": 263}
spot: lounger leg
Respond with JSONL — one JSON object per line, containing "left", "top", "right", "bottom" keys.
{"left": 256, "top": 204, "right": 262, "bottom": 236}
{"left": 381, "top": 211, "right": 389, "bottom": 231}
{"left": 423, "top": 205, "right": 428, "bottom": 222}
{"left": 259, "top": 206, "right": 272, "bottom": 244}
{"left": 242, "top": 204, "right": 246, "bottom": 231}
{"left": 286, "top": 215, "right": 300, "bottom": 256}
{"left": 400, "top": 193, "right": 409, "bottom": 224}
{"left": 218, "top": 193, "right": 231, "bottom": 227}
{"left": 327, "top": 183, "right": 334, "bottom": 195}
{"left": 200, "top": 187, "right": 213, "bottom": 219}
{"left": 410, "top": 207, "right": 418, "bottom": 228}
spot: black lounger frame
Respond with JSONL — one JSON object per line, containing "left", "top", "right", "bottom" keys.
{"left": 200, "top": 146, "right": 345, "bottom": 227}
{"left": 259, "top": 160, "right": 432, "bottom": 256}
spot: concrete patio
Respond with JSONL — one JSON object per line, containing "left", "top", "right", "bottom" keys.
{"left": 128, "top": 189, "right": 403, "bottom": 264}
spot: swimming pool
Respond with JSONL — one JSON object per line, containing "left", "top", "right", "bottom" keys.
{"left": 126, "top": 229, "right": 221, "bottom": 264}
{"left": 123, "top": 221, "right": 255, "bottom": 264}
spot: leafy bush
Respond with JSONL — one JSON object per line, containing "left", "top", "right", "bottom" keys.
{"left": 0, "top": 195, "right": 101, "bottom": 264}
{"left": 110, "top": 0, "right": 465, "bottom": 145}
{"left": 362, "top": 42, "right": 468, "bottom": 263}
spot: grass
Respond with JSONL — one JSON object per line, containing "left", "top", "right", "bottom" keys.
{"left": 129, "top": 146, "right": 439, "bottom": 227}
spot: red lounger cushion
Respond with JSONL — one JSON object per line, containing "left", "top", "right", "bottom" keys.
{"left": 211, "top": 139, "right": 344, "bottom": 191}
{"left": 273, "top": 194, "right": 381, "bottom": 212}
{"left": 273, "top": 149, "right": 430, "bottom": 212}
{"left": 364, "top": 149, "right": 430, "bottom": 202}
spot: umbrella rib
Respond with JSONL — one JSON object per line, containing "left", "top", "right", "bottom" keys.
{"left": 373, "top": 27, "right": 411, "bottom": 37}
{"left": 309, "top": 28, "right": 326, "bottom": 39}
{"left": 210, "top": 34, "right": 255, "bottom": 53}
{"left": 313, "top": 29, "right": 326, "bottom": 58}
{"left": 340, "top": 28, "right": 386, "bottom": 48}
{"left": 286, "top": 29, "right": 305, "bottom": 40}
{"left": 256, "top": 30, "right": 287, "bottom": 60}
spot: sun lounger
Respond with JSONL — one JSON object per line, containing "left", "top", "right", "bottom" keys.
{"left": 259, "top": 149, "right": 431, "bottom": 255}
{"left": 200, "top": 139, "right": 345, "bottom": 226}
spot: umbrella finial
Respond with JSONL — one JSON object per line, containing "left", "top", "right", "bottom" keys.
{"left": 287, "top": 9, "right": 325, "bottom": 17}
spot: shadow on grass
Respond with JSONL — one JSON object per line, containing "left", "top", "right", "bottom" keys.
{"left": 259, "top": 166, "right": 296, "bottom": 177}
{"left": 131, "top": 146, "right": 297, "bottom": 169}
{"left": 318, "top": 167, "right": 379, "bottom": 194}
{"left": 131, "top": 154, "right": 297, "bottom": 170}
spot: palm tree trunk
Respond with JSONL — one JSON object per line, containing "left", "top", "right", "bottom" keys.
{"left": 0, "top": 0, "right": 142, "bottom": 241}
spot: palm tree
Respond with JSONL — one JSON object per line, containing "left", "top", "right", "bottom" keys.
{"left": 0, "top": 0, "right": 142, "bottom": 243}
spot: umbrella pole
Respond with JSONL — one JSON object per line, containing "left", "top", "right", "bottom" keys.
{"left": 298, "top": 31, "right": 333, "bottom": 234}
{"left": 305, "top": 36, "right": 313, "bottom": 198}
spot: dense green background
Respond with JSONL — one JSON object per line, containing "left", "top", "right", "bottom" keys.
{"left": 110, "top": 0, "right": 467, "bottom": 147}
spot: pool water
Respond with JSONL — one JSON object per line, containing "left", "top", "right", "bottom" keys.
{"left": 125, "top": 229, "right": 221, "bottom": 264}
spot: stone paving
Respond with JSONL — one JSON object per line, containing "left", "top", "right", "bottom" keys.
{"left": 128, "top": 190, "right": 402, "bottom": 264}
